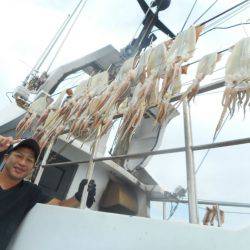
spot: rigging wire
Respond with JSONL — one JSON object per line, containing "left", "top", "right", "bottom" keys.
{"left": 195, "top": 112, "right": 230, "bottom": 174}
{"left": 65, "top": 71, "right": 86, "bottom": 80}
{"left": 136, "top": 0, "right": 170, "bottom": 53}
{"left": 38, "top": 0, "right": 90, "bottom": 71}
{"left": 182, "top": 67, "right": 226, "bottom": 87}
{"left": 29, "top": 0, "right": 248, "bottom": 88}
{"left": 202, "top": 22, "right": 250, "bottom": 36}
{"left": 25, "top": 0, "right": 90, "bottom": 83}
{"left": 25, "top": 0, "right": 248, "bottom": 86}
{"left": 48, "top": 1, "right": 247, "bottom": 100}
{"left": 167, "top": 202, "right": 180, "bottom": 220}
{"left": 49, "top": 36, "right": 232, "bottom": 101}
{"left": 23, "top": 15, "right": 71, "bottom": 84}
{"left": 222, "top": 211, "right": 250, "bottom": 215}
{"left": 199, "top": 89, "right": 224, "bottom": 96}
{"left": 242, "top": 24, "right": 249, "bottom": 36}
{"left": 33, "top": 15, "right": 72, "bottom": 74}
{"left": 205, "top": 1, "right": 249, "bottom": 29}
{"left": 193, "top": 0, "right": 219, "bottom": 25}
{"left": 5, "top": 92, "right": 14, "bottom": 103}
{"left": 130, "top": 4, "right": 153, "bottom": 43}
{"left": 47, "top": 0, "right": 89, "bottom": 72}
{"left": 203, "top": 2, "right": 249, "bottom": 33}
{"left": 51, "top": 77, "right": 84, "bottom": 97}
{"left": 185, "top": 46, "right": 231, "bottom": 68}
{"left": 199, "top": 0, "right": 249, "bottom": 27}
{"left": 198, "top": 206, "right": 250, "bottom": 215}
{"left": 180, "top": 0, "right": 198, "bottom": 32}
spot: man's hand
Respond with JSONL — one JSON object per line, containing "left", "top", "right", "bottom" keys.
{"left": 74, "top": 179, "right": 96, "bottom": 208}
{"left": 47, "top": 180, "right": 96, "bottom": 208}
{"left": 0, "top": 136, "right": 21, "bottom": 153}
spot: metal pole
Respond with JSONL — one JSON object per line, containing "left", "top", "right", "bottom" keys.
{"left": 163, "top": 202, "right": 167, "bottom": 220}
{"left": 80, "top": 126, "right": 102, "bottom": 209}
{"left": 34, "top": 141, "right": 54, "bottom": 185}
{"left": 216, "top": 204, "right": 222, "bottom": 227}
{"left": 42, "top": 136, "right": 250, "bottom": 168}
{"left": 183, "top": 98, "right": 199, "bottom": 224}
{"left": 151, "top": 197, "right": 250, "bottom": 209}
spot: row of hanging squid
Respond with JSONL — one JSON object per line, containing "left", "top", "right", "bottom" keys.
{"left": 16, "top": 24, "right": 250, "bottom": 153}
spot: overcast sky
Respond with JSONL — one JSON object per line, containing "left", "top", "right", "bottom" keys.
{"left": 0, "top": 0, "right": 249, "bottom": 228}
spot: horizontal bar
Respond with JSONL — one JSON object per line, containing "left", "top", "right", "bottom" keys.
{"left": 112, "top": 80, "right": 225, "bottom": 119}
{"left": 193, "top": 137, "right": 250, "bottom": 151}
{"left": 171, "top": 80, "right": 225, "bottom": 102}
{"left": 42, "top": 146, "right": 186, "bottom": 167}
{"left": 152, "top": 198, "right": 250, "bottom": 208}
{"left": 42, "top": 136, "right": 250, "bottom": 168}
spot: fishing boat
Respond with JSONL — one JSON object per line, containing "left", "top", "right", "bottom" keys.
{"left": 0, "top": 0, "right": 250, "bottom": 249}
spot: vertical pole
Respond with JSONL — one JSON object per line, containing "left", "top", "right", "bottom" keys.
{"left": 34, "top": 141, "right": 54, "bottom": 185}
{"left": 80, "top": 126, "right": 102, "bottom": 209}
{"left": 163, "top": 202, "right": 167, "bottom": 220}
{"left": 216, "top": 204, "right": 221, "bottom": 227}
{"left": 183, "top": 98, "right": 199, "bottom": 224}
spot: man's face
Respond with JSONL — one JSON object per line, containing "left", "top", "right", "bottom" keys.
{"left": 3, "top": 147, "right": 36, "bottom": 181}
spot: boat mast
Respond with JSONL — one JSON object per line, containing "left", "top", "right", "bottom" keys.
{"left": 122, "top": 0, "right": 175, "bottom": 59}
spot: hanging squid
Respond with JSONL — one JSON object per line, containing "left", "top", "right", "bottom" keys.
{"left": 183, "top": 52, "right": 221, "bottom": 101}
{"left": 215, "top": 37, "right": 250, "bottom": 138}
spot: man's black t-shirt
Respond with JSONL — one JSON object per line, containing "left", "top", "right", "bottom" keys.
{"left": 0, "top": 181, "right": 51, "bottom": 250}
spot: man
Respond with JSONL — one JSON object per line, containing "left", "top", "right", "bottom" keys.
{"left": 0, "top": 135, "right": 96, "bottom": 250}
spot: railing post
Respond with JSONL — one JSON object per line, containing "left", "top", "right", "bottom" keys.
{"left": 183, "top": 98, "right": 199, "bottom": 224}
{"left": 216, "top": 204, "right": 222, "bottom": 227}
{"left": 34, "top": 141, "right": 54, "bottom": 185}
{"left": 80, "top": 126, "right": 102, "bottom": 209}
{"left": 163, "top": 202, "right": 167, "bottom": 220}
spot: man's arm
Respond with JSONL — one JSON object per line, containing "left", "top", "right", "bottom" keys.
{"left": 46, "top": 179, "right": 96, "bottom": 208}
{"left": 47, "top": 197, "right": 80, "bottom": 207}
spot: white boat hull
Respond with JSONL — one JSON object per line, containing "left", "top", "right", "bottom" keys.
{"left": 9, "top": 204, "right": 248, "bottom": 250}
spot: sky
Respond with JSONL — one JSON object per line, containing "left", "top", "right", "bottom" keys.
{"left": 0, "top": 0, "right": 249, "bottom": 229}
